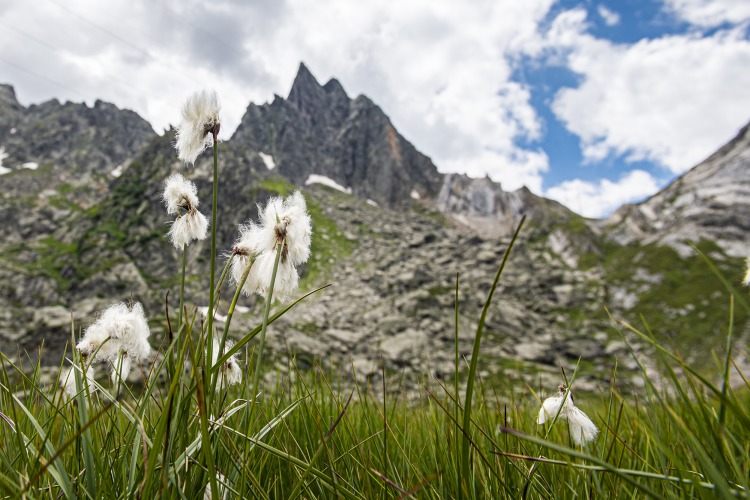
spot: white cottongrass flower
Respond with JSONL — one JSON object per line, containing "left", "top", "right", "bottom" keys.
{"left": 537, "top": 385, "right": 599, "bottom": 446}
{"left": 175, "top": 90, "right": 221, "bottom": 164}
{"left": 743, "top": 257, "right": 750, "bottom": 286}
{"left": 60, "top": 365, "right": 96, "bottom": 399}
{"left": 163, "top": 173, "right": 209, "bottom": 250}
{"left": 164, "top": 172, "right": 200, "bottom": 215}
{"left": 255, "top": 190, "right": 312, "bottom": 266}
{"left": 210, "top": 338, "right": 242, "bottom": 391}
{"left": 168, "top": 212, "right": 209, "bottom": 249}
{"left": 248, "top": 251, "right": 300, "bottom": 302}
{"left": 230, "top": 190, "right": 312, "bottom": 302}
{"left": 76, "top": 302, "right": 152, "bottom": 383}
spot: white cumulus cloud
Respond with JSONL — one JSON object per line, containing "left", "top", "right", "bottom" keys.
{"left": 545, "top": 170, "right": 661, "bottom": 218}
{"left": 0, "top": 0, "right": 556, "bottom": 194}
{"left": 540, "top": 8, "right": 750, "bottom": 174}
{"left": 597, "top": 5, "right": 621, "bottom": 26}
{"left": 663, "top": 0, "right": 750, "bottom": 27}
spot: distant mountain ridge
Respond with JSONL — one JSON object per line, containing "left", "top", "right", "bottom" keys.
{"left": 0, "top": 64, "right": 749, "bottom": 392}
{"left": 0, "top": 84, "right": 154, "bottom": 177}
{"left": 605, "top": 123, "right": 750, "bottom": 257}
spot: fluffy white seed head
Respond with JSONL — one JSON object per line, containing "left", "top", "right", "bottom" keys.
{"left": 163, "top": 173, "right": 200, "bottom": 215}
{"left": 229, "top": 191, "right": 311, "bottom": 302}
{"left": 229, "top": 249, "right": 253, "bottom": 293}
{"left": 61, "top": 365, "right": 96, "bottom": 398}
{"left": 255, "top": 191, "right": 312, "bottom": 266}
{"left": 744, "top": 257, "right": 750, "bottom": 286}
{"left": 117, "top": 302, "right": 151, "bottom": 362}
{"left": 175, "top": 89, "right": 220, "bottom": 164}
{"left": 76, "top": 322, "right": 116, "bottom": 361}
{"left": 210, "top": 339, "right": 242, "bottom": 391}
{"left": 77, "top": 302, "right": 151, "bottom": 364}
{"left": 537, "top": 394, "right": 571, "bottom": 424}
{"left": 537, "top": 386, "right": 598, "bottom": 446}
{"left": 249, "top": 251, "right": 299, "bottom": 303}
{"left": 281, "top": 191, "right": 312, "bottom": 266}
{"left": 233, "top": 222, "right": 266, "bottom": 255}
{"left": 567, "top": 406, "right": 599, "bottom": 446}
{"left": 168, "top": 209, "right": 209, "bottom": 250}
{"left": 110, "top": 353, "right": 132, "bottom": 384}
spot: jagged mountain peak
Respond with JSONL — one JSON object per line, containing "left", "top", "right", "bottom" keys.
{"left": 231, "top": 62, "right": 442, "bottom": 208}
{"left": 287, "top": 62, "right": 326, "bottom": 110}
{"left": 322, "top": 77, "right": 348, "bottom": 99}
{"left": 0, "top": 91, "right": 155, "bottom": 181}
{"left": 0, "top": 84, "right": 20, "bottom": 109}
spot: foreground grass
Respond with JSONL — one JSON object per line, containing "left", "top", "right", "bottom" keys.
{"left": 2, "top": 242, "right": 750, "bottom": 499}
{"left": 2, "top": 337, "right": 749, "bottom": 499}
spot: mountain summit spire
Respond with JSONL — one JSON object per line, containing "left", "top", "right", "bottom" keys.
{"left": 288, "top": 62, "right": 325, "bottom": 111}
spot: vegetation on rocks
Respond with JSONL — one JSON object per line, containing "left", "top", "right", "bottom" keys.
{"left": 1, "top": 71, "right": 750, "bottom": 497}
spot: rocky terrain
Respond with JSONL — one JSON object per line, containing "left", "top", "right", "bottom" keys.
{"left": 605, "top": 122, "right": 750, "bottom": 258}
{"left": 0, "top": 64, "right": 748, "bottom": 393}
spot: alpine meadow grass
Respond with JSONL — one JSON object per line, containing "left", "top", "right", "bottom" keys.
{"left": 1, "top": 92, "right": 750, "bottom": 499}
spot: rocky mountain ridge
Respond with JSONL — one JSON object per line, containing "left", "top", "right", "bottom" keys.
{"left": 232, "top": 63, "right": 444, "bottom": 208}
{"left": 605, "top": 123, "right": 750, "bottom": 258}
{"left": 0, "top": 65, "right": 748, "bottom": 393}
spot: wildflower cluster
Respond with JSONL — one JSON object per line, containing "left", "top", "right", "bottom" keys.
{"left": 230, "top": 190, "right": 312, "bottom": 303}
{"left": 52, "top": 87, "right": 313, "bottom": 494}
{"left": 537, "top": 385, "right": 599, "bottom": 446}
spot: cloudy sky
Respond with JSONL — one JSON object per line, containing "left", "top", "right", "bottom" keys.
{"left": 1, "top": 0, "right": 749, "bottom": 218}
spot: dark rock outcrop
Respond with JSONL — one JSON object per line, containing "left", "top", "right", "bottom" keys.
{"left": 231, "top": 63, "right": 443, "bottom": 208}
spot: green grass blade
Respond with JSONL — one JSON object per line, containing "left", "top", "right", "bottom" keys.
{"left": 460, "top": 215, "right": 525, "bottom": 496}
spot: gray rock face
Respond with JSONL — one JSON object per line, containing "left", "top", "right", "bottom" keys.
{"left": 231, "top": 63, "right": 443, "bottom": 208}
{"left": 605, "top": 123, "right": 750, "bottom": 257}
{"left": 0, "top": 92, "right": 154, "bottom": 177}
{"left": 0, "top": 84, "right": 23, "bottom": 138}
{"left": 0, "top": 85, "right": 158, "bottom": 367}
{"left": 436, "top": 173, "right": 578, "bottom": 237}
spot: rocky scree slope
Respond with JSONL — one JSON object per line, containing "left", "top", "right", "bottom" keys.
{"left": 0, "top": 69, "right": 747, "bottom": 390}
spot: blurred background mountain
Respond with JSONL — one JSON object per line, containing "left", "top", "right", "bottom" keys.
{"left": 1, "top": 63, "right": 748, "bottom": 392}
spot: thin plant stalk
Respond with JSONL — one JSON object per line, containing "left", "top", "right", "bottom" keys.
{"left": 205, "top": 133, "right": 220, "bottom": 394}
{"left": 240, "top": 241, "right": 282, "bottom": 492}
{"left": 454, "top": 272, "right": 461, "bottom": 492}
{"left": 211, "top": 254, "right": 254, "bottom": 395}
{"left": 719, "top": 294, "right": 734, "bottom": 429}
{"left": 202, "top": 128, "right": 220, "bottom": 500}
{"left": 250, "top": 242, "right": 283, "bottom": 407}
{"left": 460, "top": 215, "right": 525, "bottom": 497}
{"left": 178, "top": 243, "right": 187, "bottom": 337}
